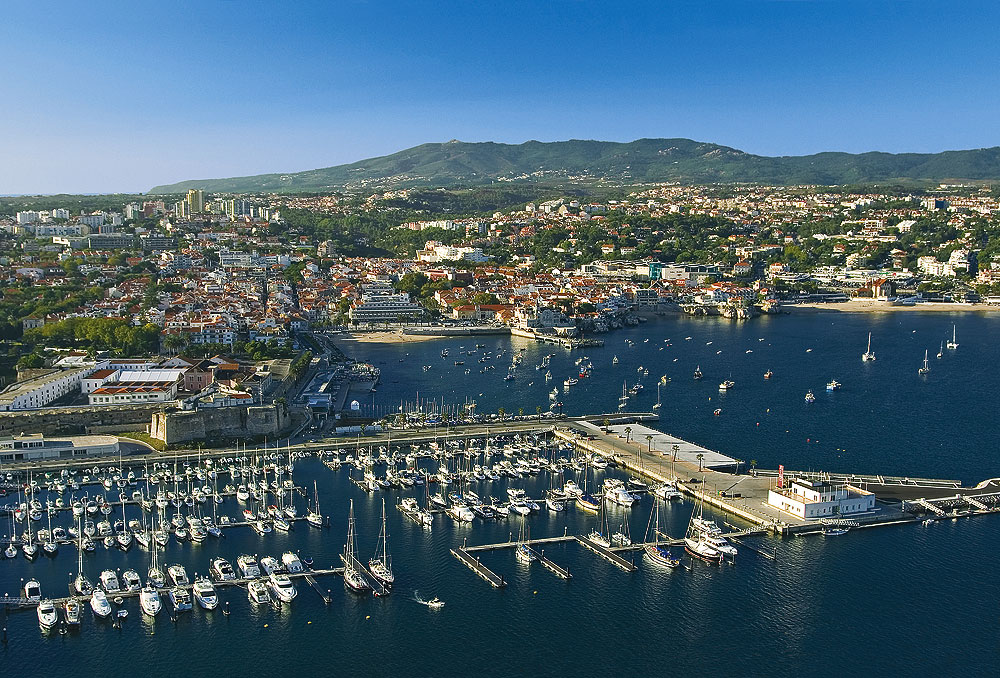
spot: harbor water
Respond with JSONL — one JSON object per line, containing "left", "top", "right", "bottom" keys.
{"left": 2, "top": 311, "right": 998, "bottom": 674}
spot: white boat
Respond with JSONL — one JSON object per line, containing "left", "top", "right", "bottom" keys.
{"left": 247, "top": 579, "right": 271, "bottom": 605}
{"left": 193, "top": 577, "right": 219, "bottom": 610}
{"left": 826, "top": 379, "right": 841, "bottom": 392}
{"left": 268, "top": 573, "right": 297, "bottom": 603}
{"left": 918, "top": 349, "right": 930, "bottom": 375}
{"left": 306, "top": 481, "right": 324, "bottom": 527}
{"left": 719, "top": 380, "right": 735, "bottom": 391}
{"left": 139, "top": 585, "right": 161, "bottom": 616}
{"left": 586, "top": 530, "right": 611, "bottom": 548}
{"left": 654, "top": 483, "right": 682, "bottom": 501}
{"left": 64, "top": 598, "right": 83, "bottom": 625}
{"left": 368, "top": 499, "right": 394, "bottom": 587}
{"left": 804, "top": 390, "right": 816, "bottom": 403}
{"left": 37, "top": 599, "right": 59, "bottom": 629}
{"left": 281, "top": 551, "right": 304, "bottom": 574}
{"left": 342, "top": 500, "right": 371, "bottom": 594}
{"left": 446, "top": 503, "right": 475, "bottom": 522}
{"left": 211, "top": 557, "right": 237, "bottom": 581}
{"left": 261, "top": 555, "right": 280, "bottom": 575}
{"left": 122, "top": 569, "right": 142, "bottom": 591}
{"left": 545, "top": 497, "right": 565, "bottom": 511}
{"left": 238, "top": 554, "right": 261, "bottom": 578}
{"left": 100, "top": 569, "right": 121, "bottom": 593}
{"left": 167, "top": 563, "right": 189, "bottom": 586}
{"left": 90, "top": 589, "right": 112, "bottom": 617}
{"left": 862, "top": 332, "right": 876, "bottom": 361}
{"left": 946, "top": 324, "right": 958, "bottom": 350}
{"left": 169, "top": 587, "right": 192, "bottom": 612}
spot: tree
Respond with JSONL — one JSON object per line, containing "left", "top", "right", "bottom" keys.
{"left": 624, "top": 426, "right": 632, "bottom": 444}
{"left": 697, "top": 453, "right": 705, "bottom": 472}
{"left": 17, "top": 353, "right": 44, "bottom": 369}
{"left": 497, "top": 406, "right": 505, "bottom": 420}
{"left": 602, "top": 417, "right": 610, "bottom": 434}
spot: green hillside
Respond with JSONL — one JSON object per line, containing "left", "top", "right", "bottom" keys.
{"left": 148, "top": 138, "right": 1000, "bottom": 194}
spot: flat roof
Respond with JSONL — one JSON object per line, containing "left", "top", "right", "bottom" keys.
{"left": 0, "top": 368, "right": 89, "bottom": 404}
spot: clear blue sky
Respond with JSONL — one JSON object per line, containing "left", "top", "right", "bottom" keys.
{"left": 2, "top": 0, "right": 998, "bottom": 194}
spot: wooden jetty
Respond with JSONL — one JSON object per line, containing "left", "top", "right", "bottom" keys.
{"left": 451, "top": 548, "right": 506, "bottom": 588}
{"left": 575, "top": 535, "right": 636, "bottom": 572}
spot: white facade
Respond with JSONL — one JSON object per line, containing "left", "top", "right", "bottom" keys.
{"left": 767, "top": 479, "right": 875, "bottom": 520}
{"left": 0, "top": 368, "right": 93, "bottom": 411}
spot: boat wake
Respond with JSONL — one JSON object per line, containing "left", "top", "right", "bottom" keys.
{"left": 413, "top": 590, "right": 444, "bottom": 608}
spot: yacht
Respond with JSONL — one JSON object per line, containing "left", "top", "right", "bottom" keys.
{"left": 139, "top": 584, "right": 162, "bottom": 616}
{"left": 169, "top": 587, "right": 193, "bottom": 612}
{"left": 261, "top": 555, "right": 281, "bottom": 575}
{"left": 368, "top": 500, "right": 394, "bottom": 587}
{"left": 122, "top": 569, "right": 142, "bottom": 591}
{"left": 211, "top": 557, "right": 237, "bottom": 581}
{"left": 264, "top": 564, "right": 298, "bottom": 602}
{"left": 577, "top": 493, "right": 600, "bottom": 512}
{"left": 148, "top": 566, "right": 166, "bottom": 588}
{"left": 281, "top": 551, "right": 305, "bottom": 574}
{"left": 826, "top": 379, "right": 841, "bottom": 392}
{"left": 937, "top": 341, "right": 944, "bottom": 359}
{"left": 654, "top": 483, "right": 682, "bottom": 501}
{"left": 64, "top": 598, "right": 83, "bottom": 626}
{"left": 90, "top": 589, "right": 113, "bottom": 618}
{"left": 37, "top": 599, "right": 59, "bottom": 630}
{"left": 193, "top": 577, "right": 219, "bottom": 610}
{"left": 586, "top": 530, "right": 611, "bottom": 548}
{"left": 100, "top": 569, "right": 121, "bottom": 593}
{"left": 804, "top": 390, "right": 816, "bottom": 403}
{"left": 342, "top": 500, "right": 372, "bottom": 594}
{"left": 515, "top": 542, "right": 536, "bottom": 564}
{"left": 684, "top": 532, "right": 723, "bottom": 563}
{"left": 545, "top": 497, "right": 565, "bottom": 511}
{"left": 74, "top": 573, "right": 94, "bottom": 596}
{"left": 238, "top": 554, "right": 261, "bottom": 578}
{"left": 167, "top": 563, "right": 190, "bottom": 586}
{"left": 612, "top": 355, "right": 619, "bottom": 365}
{"left": 644, "top": 543, "right": 681, "bottom": 568}
{"left": 248, "top": 579, "right": 271, "bottom": 604}
{"left": 446, "top": 502, "right": 475, "bottom": 522}
{"left": 306, "top": 481, "right": 324, "bottom": 527}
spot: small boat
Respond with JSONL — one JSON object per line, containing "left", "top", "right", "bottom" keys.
{"left": 193, "top": 577, "right": 219, "bottom": 610}
{"left": 763, "top": 369, "right": 773, "bottom": 380}
{"left": 100, "top": 569, "right": 121, "bottom": 593}
{"left": 822, "top": 526, "right": 850, "bottom": 536}
{"left": 718, "top": 380, "right": 734, "bottom": 391}
{"left": 826, "top": 379, "right": 841, "bottom": 392}
{"left": 804, "top": 390, "right": 816, "bottom": 403}
{"left": 946, "top": 324, "right": 958, "bottom": 350}
{"left": 426, "top": 597, "right": 445, "bottom": 609}
{"left": 612, "top": 355, "right": 619, "bottom": 365}
{"left": 545, "top": 497, "right": 565, "bottom": 511}
{"left": 122, "top": 569, "right": 142, "bottom": 591}
{"left": 37, "top": 599, "right": 59, "bottom": 630}
{"left": 587, "top": 530, "right": 611, "bottom": 548}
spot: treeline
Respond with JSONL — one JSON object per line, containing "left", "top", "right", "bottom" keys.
{"left": 24, "top": 317, "right": 160, "bottom": 355}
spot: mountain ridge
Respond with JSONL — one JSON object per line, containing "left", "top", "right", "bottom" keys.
{"left": 147, "top": 138, "right": 1000, "bottom": 194}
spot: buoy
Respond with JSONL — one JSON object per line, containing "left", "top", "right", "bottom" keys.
{"left": 533, "top": 591, "right": 538, "bottom": 595}
{"left": 307, "top": 621, "right": 312, "bottom": 624}
{"left": 264, "top": 624, "right": 269, "bottom": 628}
{"left": 366, "top": 615, "right": 370, "bottom": 620}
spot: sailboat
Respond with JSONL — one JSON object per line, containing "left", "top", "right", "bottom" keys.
{"left": 73, "top": 516, "right": 94, "bottom": 595}
{"left": 643, "top": 500, "right": 680, "bottom": 568}
{"left": 918, "top": 349, "right": 930, "bottom": 375}
{"left": 652, "top": 382, "right": 662, "bottom": 410}
{"left": 368, "top": 499, "right": 394, "bottom": 587}
{"left": 936, "top": 341, "right": 944, "bottom": 359}
{"left": 693, "top": 365, "right": 703, "bottom": 380}
{"left": 342, "top": 500, "right": 371, "bottom": 594}
{"left": 684, "top": 493, "right": 724, "bottom": 563}
{"left": 515, "top": 518, "right": 536, "bottom": 564}
{"left": 946, "top": 324, "right": 958, "bottom": 350}
{"left": 862, "top": 332, "right": 876, "bottom": 362}
{"left": 306, "top": 481, "right": 324, "bottom": 527}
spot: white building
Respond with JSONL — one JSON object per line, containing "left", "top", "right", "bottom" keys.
{"left": 0, "top": 434, "right": 121, "bottom": 463}
{"left": 349, "top": 282, "right": 424, "bottom": 323}
{"left": 88, "top": 369, "right": 184, "bottom": 405}
{"left": 767, "top": 478, "right": 875, "bottom": 520}
{"left": 0, "top": 368, "right": 94, "bottom": 411}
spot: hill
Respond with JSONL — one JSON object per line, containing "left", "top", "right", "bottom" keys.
{"left": 147, "top": 138, "right": 1000, "bottom": 194}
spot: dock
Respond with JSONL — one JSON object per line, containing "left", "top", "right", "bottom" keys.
{"left": 575, "top": 535, "right": 636, "bottom": 572}
{"left": 450, "top": 548, "right": 506, "bottom": 588}
{"left": 302, "top": 573, "right": 332, "bottom": 604}
{"left": 533, "top": 547, "right": 572, "bottom": 579}
{"left": 464, "top": 534, "right": 575, "bottom": 553}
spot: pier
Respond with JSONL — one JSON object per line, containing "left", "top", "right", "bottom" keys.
{"left": 450, "top": 548, "right": 506, "bottom": 588}
{"left": 533, "top": 548, "right": 572, "bottom": 579}
{"left": 575, "top": 535, "right": 636, "bottom": 572}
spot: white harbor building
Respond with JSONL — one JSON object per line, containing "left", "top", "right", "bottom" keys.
{"left": 767, "top": 478, "right": 875, "bottom": 520}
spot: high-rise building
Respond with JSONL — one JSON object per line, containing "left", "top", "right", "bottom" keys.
{"left": 186, "top": 189, "right": 205, "bottom": 214}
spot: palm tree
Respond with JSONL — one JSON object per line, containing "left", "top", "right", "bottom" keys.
{"left": 624, "top": 426, "right": 632, "bottom": 444}
{"left": 602, "top": 417, "right": 610, "bottom": 434}
{"left": 750, "top": 459, "right": 758, "bottom": 475}
{"left": 497, "top": 406, "right": 506, "bottom": 420}
{"left": 696, "top": 453, "right": 705, "bottom": 473}
{"left": 536, "top": 405, "right": 542, "bottom": 421}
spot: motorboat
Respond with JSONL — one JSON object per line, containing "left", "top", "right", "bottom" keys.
{"left": 74, "top": 574, "right": 94, "bottom": 596}
{"left": 37, "top": 599, "right": 59, "bottom": 630}
{"left": 719, "top": 380, "right": 735, "bottom": 391}
{"left": 804, "top": 390, "right": 816, "bottom": 403}
{"left": 826, "top": 379, "right": 841, "bottom": 392}
{"left": 100, "top": 569, "right": 121, "bottom": 593}
{"left": 545, "top": 497, "right": 565, "bottom": 511}
{"left": 169, "top": 587, "right": 193, "bottom": 612}
{"left": 139, "top": 585, "right": 162, "bottom": 616}
{"left": 281, "top": 551, "right": 304, "bottom": 574}
{"left": 122, "top": 569, "right": 142, "bottom": 591}
{"left": 238, "top": 554, "right": 261, "bottom": 578}
{"left": 445, "top": 503, "right": 475, "bottom": 522}
{"left": 90, "top": 589, "right": 113, "bottom": 618}
{"left": 64, "top": 598, "right": 83, "bottom": 625}
{"left": 211, "top": 557, "right": 237, "bottom": 581}
{"left": 247, "top": 579, "right": 271, "bottom": 605}
{"left": 167, "top": 563, "right": 190, "bottom": 586}
{"left": 261, "top": 555, "right": 280, "bottom": 575}
{"left": 654, "top": 483, "right": 682, "bottom": 501}
{"left": 268, "top": 573, "right": 297, "bottom": 603}
{"left": 193, "top": 577, "right": 219, "bottom": 610}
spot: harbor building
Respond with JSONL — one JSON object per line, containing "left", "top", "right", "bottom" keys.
{"left": 0, "top": 433, "right": 120, "bottom": 462}
{"left": 767, "top": 478, "right": 875, "bottom": 520}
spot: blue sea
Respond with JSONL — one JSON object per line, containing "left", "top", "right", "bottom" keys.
{"left": 2, "top": 311, "right": 998, "bottom": 675}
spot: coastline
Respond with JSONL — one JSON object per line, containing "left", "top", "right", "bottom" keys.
{"left": 329, "top": 330, "right": 444, "bottom": 345}
{"left": 785, "top": 300, "right": 1000, "bottom": 314}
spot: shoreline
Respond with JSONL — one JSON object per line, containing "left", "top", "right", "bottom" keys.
{"left": 784, "top": 300, "right": 1000, "bottom": 314}
{"left": 329, "top": 330, "right": 445, "bottom": 345}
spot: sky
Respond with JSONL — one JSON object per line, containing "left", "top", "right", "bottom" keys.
{"left": 2, "top": 0, "right": 999, "bottom": 194}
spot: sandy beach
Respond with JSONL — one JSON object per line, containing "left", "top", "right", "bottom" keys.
{"left": 786, "top": 300, "right": 1000, "bottom": 314}
{"left": 329, "top": 330, "right": 444, "bottom": 344}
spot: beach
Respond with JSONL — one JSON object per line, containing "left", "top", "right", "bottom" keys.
{"left": 329, "top": 329, "right": 444, "bottom": 344}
